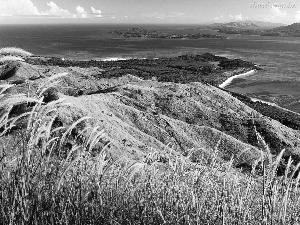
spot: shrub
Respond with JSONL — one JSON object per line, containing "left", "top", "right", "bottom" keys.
{"left": 0, "top": 61, "right": 20, "bottom": 80}
{"left": 41, "top": 87, "right": 59, "bottom": 103}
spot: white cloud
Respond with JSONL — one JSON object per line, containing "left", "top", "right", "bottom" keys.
{"left": 229, "top": 14, "right": 244, "bottom": 21}
{"left": 296, "top": 11, "right": 300, "bottom": 21}
{"left": 0, "top": 0, "right": 40, "bottom": 16}
{"left": 42, "top": 1, "right": 74, "bottom": 18}
{"left": 0, "top": 0, "right": 101, "bottom": 20}
{"left": 76, "top": 6, "right": 87, "bottom": 18}
{"left": 270, "top": 7, "right": 287, "bottom": 18}
{"left": 235, "top": 14, "right": 243, "bottom": 21}
{"left": 263, "top": 7, "right": 287, "bottom": 22}
{"left": 76, "top": 6, "right": 85, "bottom": 14}
{"left": 42, "top": 2, "right": 89, "bottom": 18}
{"left": 91, "top": 7, "right": 102, "bottom": 17}
{"left": 214, "top": 15, "right": 224, "bottom": 21}
{"left": 91, "top": 7, "right": 101, "bottom": 14}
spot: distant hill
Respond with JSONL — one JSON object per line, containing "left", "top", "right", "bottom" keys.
{"left": 212, "top": 21, "right": 259, "bottom": 29}
{"left": 210, "top": 21, "right": 299, "bottom": 37}
{"left": 244, "top": 20, "right": 284, "bottom": 28}
{"left": 209, "top": 21, "right": 283, "bottom": 29}
{"left": 274, "top": 23, "right": 300, "bottom": 30}
{"left": 273, "top": 23, "right": 300, "bottom": 32}
{"left": 261, "top": 23, "right": 300, "bottom": 37}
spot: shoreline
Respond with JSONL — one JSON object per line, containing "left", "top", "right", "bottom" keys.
{"left": 251, "top": 97, "right": 300, "bottom": 116}
{"left": 219, "top": 68, "right": 300, "bottom": 116}
{"left": 101, "top": 57, "right": 147, "bottom": 61}
{"left": 218, "top": 69, "right": 257, "bottom": 88}
{"left": 251, "top": 97, "right": 277, "bottom": 106}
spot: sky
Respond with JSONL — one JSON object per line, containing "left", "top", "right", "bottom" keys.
{"left": 0, "top": 0, "right": 299, "bottom": 24}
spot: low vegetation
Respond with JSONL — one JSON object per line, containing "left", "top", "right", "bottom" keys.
{"left": 26, "top": 52, "right": 257, "bottom": 87}
{"left": 1, "top": 75, "right": 300, "bottom": 224}
{"left": 230, "top": 90, "right": 300, "bottom": 130}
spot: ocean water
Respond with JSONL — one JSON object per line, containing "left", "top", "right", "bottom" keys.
{"left": 0, "top": 24, "right": 300, "bottom": 112}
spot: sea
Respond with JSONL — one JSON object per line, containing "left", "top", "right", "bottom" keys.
{"left": 0, "top": 24, "right": 300, "bottom": 112}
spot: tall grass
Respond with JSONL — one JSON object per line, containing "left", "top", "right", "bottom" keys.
{"left": 0, "top": 47, "right": 33, "bottom": 57}
{"left": 0, "top": 56, "right": 25, "bottom": 63}
{"left": 0, "top": 77, "right": 300, "bottom": 224}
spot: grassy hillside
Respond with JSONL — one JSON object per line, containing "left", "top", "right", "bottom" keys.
{"left": 1, "top": 48, "right": 300, "bottom": 224}
{"left": 1, "top": 83, "right": 300, "bottom": 224}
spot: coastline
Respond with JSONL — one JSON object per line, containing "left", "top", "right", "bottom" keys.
{"left": 219, "top": 69, "right": 300, "bottom": 116}
{"left": 218, "top": 69, "right": 257, "bottom": 88}
{"left": 251, "top": 97, "right": 300, "bottom": 116}
{"left": 251, "top": 97, "right": 277, "bottom": 106}
{"left": 101, "top": 57, "right": 147, "bottom": 61}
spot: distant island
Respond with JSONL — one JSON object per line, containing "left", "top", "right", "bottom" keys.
{"left": 113, "top": 27, "right": 226, "bottom": 39}
{"left": 208, "top": 22, "right": 300, "bottom": 37}
{"left": 114, "top": 22, "right": 300, "bottom": 39}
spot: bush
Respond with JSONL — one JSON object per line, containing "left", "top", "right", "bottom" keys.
{"left": 0, "top": 61, "right": 20, "bottom": 80}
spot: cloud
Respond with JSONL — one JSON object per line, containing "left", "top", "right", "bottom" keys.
{"left": 76, "top": 6, "right": 87, "bottom": 18}
{"left": 0, "top": 0, "right": 40, "bottom": 16}
{"left": 91, "top": 7, "right": 102, "bottom": 17}
{"left": 42, "top": 2, "right": 89, "bottom": 18}
{"left": 270, "top": 7, "right": 287, "bottom": 18}
{"left": 91, "top": 7, "right": 101, "bottom": 14}
{"left": 296, "top": 11, "right": 300, "bottom": 21}
{"left": 229, "top": 14, "right": 244, "bottom": 21}
{"left": 42, "top": 1, "right": 74, "bottom": 18}
{"left": 235, "top": 14, "right": 243, "bottom": 21}
{"left": 0, "top": 0, "right": 102, "bottom": 20}
{"left": 214, "top": 15, "right": 228, "bottom": 23}
{"left": 263, "top": 7, "right": 287, "bottom": 22}
{"left": 214, "top": 15, "right": 224, "bottom": 21}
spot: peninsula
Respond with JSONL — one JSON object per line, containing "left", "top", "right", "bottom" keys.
{"left": 113, "top": 27, "right": 226, "bottom": 39}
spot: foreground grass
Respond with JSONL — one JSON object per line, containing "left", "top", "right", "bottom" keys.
{"left": 1, "top": 79, "right": 300, "bottom": 224}
{"left": 0, "top": 55, "right": 25, "bottom": 63}
{"left": 0, "top": 47, "right": 33, "bottom": 57}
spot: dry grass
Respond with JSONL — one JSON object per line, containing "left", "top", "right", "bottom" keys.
{"left": 0, "top": 76, "right": 300, "bottom": 224}
{"left": 0, "top": 47, "right": 33, "bottom": 57}
{"left": 0, "top": 55, "right": 25, "bottom": 63}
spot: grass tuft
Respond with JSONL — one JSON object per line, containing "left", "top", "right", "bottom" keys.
{"left": 0, "top": 47, "right": 33, "bottom": 57}
{"left": 0, "top": 55, "right": 25, "bottom": 63}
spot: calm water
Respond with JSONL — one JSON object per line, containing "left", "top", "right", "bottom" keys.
{"left": 0, "top": 24, "right": 300, "bottom": 112}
